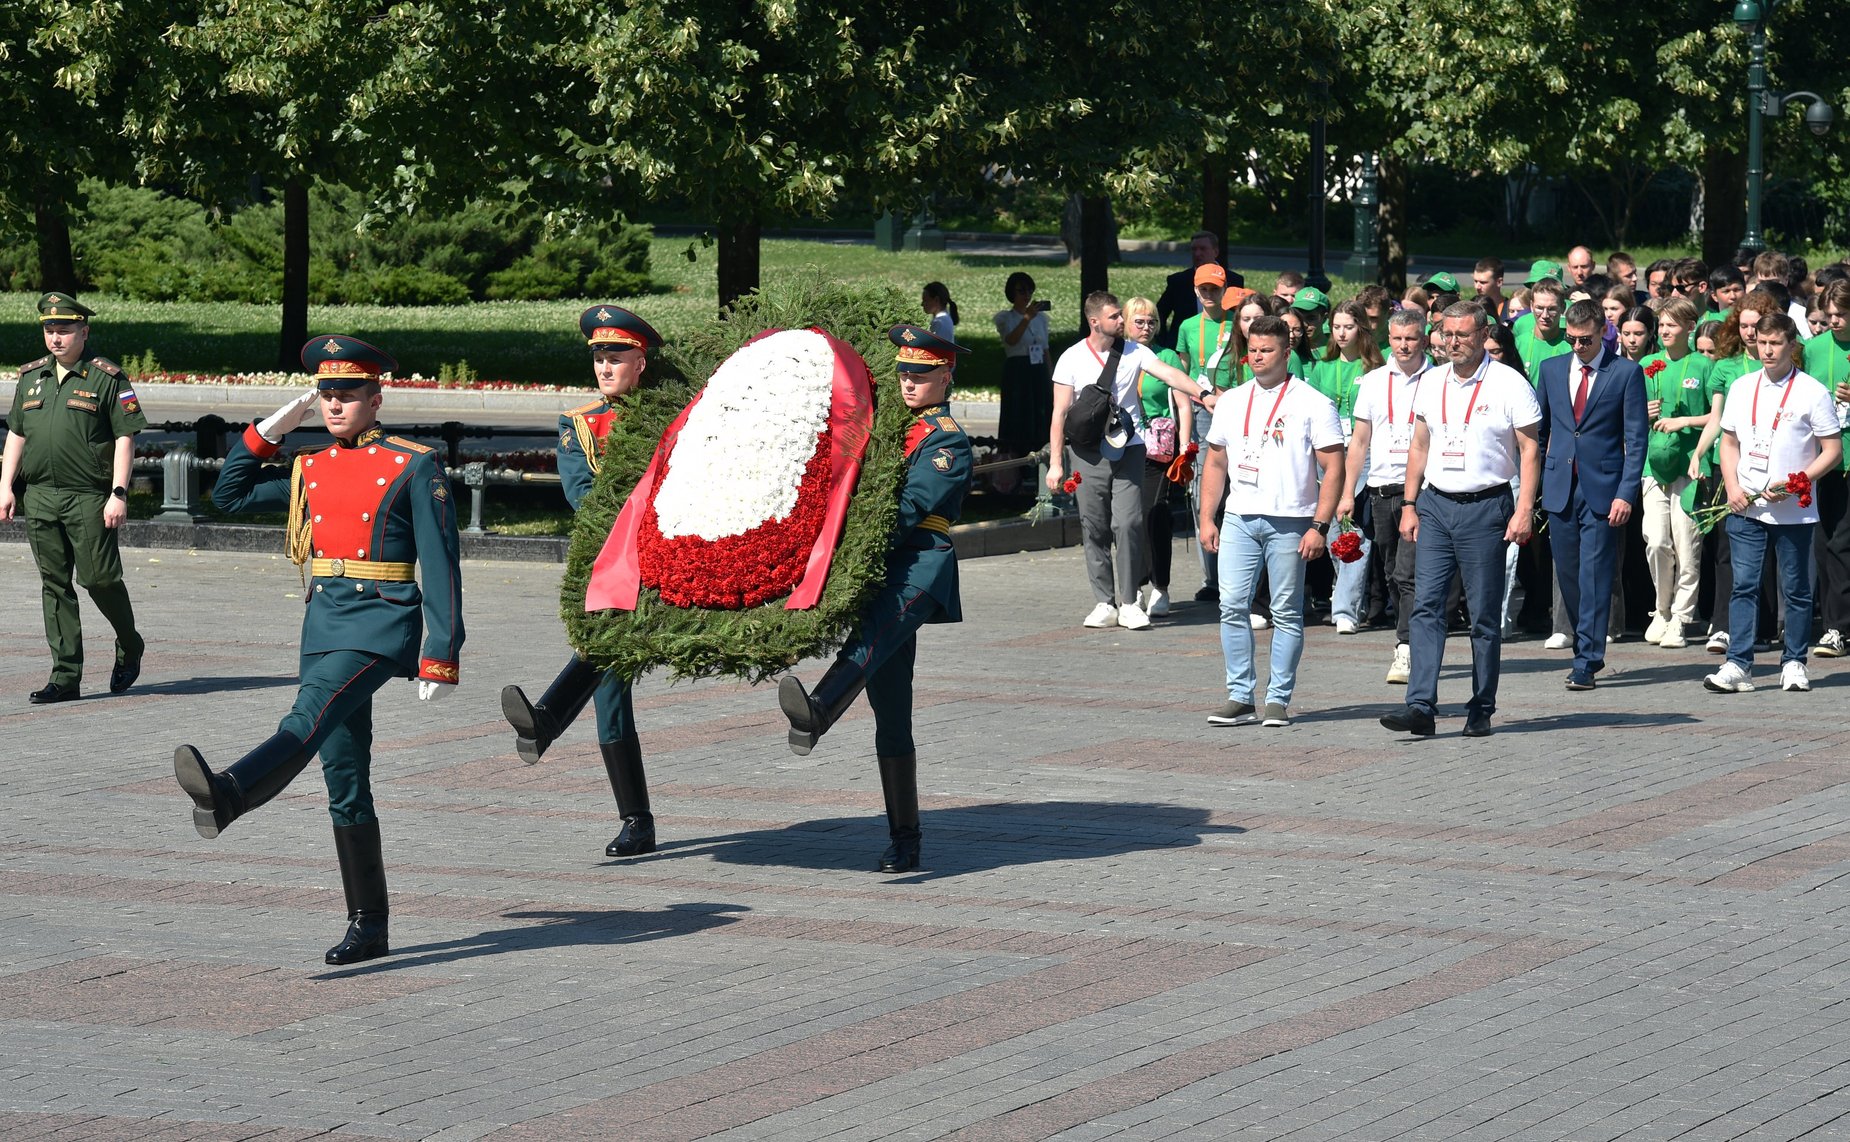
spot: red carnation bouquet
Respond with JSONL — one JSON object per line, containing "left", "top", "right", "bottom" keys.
{"left": 1061, "top": 471, "right": 1084, "bottom": 495}
{"left": 1328, "top": 515, "right": 1365, "bottom": 563}
{"left": 1692, "top": 470, "right": 1814, "bottom": 533}
{"left": 1643, "top": 359, "right": 1667, "bottom": 379}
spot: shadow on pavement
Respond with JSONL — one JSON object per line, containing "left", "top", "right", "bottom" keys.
{"left": 669, "top": 801, "right": 1241, "bottom": 882}
{"left": 126, "top": 674, "right": 299, "bottom": 697}
{"left": 319, "top": 902, "right": 748, "bottom": 975}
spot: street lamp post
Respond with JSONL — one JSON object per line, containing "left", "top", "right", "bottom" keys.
{"left": 1351, "top": 151, "right": 1379, "bottom": 282}
{"left": 1306, "top": 77, "right": 1332, "bottom": 292}
{"left": 1734, "top": 0, "right": 1835, "bottom": 254}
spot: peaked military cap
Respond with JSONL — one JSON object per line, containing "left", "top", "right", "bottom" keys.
{"left": 579, "top": 305, "right": 662, "bottom": 351}
{"left": 301, "top": 335, "right": 398, "bottom": 390}
{"left": 38, "top": 292, "right": 95, "bottom": 323}
{"left": 889, "top": 323, "right": 969, "bottom": 373}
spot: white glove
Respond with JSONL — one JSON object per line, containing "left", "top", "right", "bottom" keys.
{"left": 417, "top": 680, "right": 455, "bottom": 702}
{"left": 256, "top": 390, "right": 319, "bottom": 443}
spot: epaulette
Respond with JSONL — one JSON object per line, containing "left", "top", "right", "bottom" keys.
{"left": 933, "top": 413, "right": 963, "bottom": 434}
{"left": 386, "top": 435, "right": 435, "bottom": 454}
{"left": 91, "top": 357, "right": 122, "bottom": 377}
{"left": 19, "top": 355, "right": 50, "bottom": 373}
{"left": 567, "top": 398, "right": 607, "bottom": 416}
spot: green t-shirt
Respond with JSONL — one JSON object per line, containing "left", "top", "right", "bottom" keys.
{"left": 1309, "top": 355, "right": 1367, "bottom": 432}
{"left": 1639, "top": 349, "right": 1712, "bottom": 482}
{"left": 1802, "top": 332, "right": 1850, "bottom": 470}
{"left": 1701, "top": 354, "right": 1753, "bottom": 473}
{"left": 1175, "top": 312, "right": 1238, "bottom": 389}
{"left": 1515, "top": 323, "right": 1569, "bottom": 387}
{"left": 1511, "top": 311, "right": 1534, "bottom": 340}
{"left": 1139, "top": 348, "right": 1185, "bottom": 420}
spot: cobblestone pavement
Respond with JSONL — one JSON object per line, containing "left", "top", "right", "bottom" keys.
{"left": 3, "top": 540, "right": 1849, "bottom": 1141}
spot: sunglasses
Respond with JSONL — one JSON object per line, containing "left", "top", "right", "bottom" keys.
{"left": 1564, "top": 333, "right": 1600, "bottom": 346}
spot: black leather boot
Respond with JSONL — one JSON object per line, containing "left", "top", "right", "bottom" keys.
{"left": 501, "top": 655, "right": 600, "bottom": 764}
{"left": 601, "top": 733, "right": 656, "bottom": 857}
{"left": 777, "top": 659, "right": 866, "bottom": 756}
{"left": 877, "top": 753, "right": 921, "bottom": 873}
{"left": 173, "top": 731, "right": 312, "bottom": 839}
{"left": 326, "top": 820, "right": 390, "bottom": 965}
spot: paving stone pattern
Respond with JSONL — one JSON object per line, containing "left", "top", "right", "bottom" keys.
{"left": 2, "top": 541, "right": 1848, "bottom": 1140}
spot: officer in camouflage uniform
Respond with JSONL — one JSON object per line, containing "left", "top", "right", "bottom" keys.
{"left": 1, "top": 293, "right": 146, "bottom": 703}
{"left": 501, "top": 305, "right": 664, "bottom": 859}
{"left": 172, "top": 335, "right": 464, "bottom": 966}
{"left": 778, "top": 323, "right": 972, "bottom": 873}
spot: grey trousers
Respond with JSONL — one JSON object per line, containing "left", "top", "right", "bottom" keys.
{"left": 1071, "top": 443, "right": 1149, "bottom": 606}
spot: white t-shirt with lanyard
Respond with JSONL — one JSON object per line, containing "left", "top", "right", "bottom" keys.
{"left": 994, "top": 308, "right": 1049, "bottom": 366}
{"left": 1204, "top": 376, "right": 1343, "bottom": 518}
{"left": 1052, "top": 337, "right": 1155, "bottom": 449}
{"left": 1412, "top": 355, "right": 1540, "bottom": 494}
{"left": 1720, "top": 365, "right": 1839, "bottom": 526}
{"left": 1352, "top": 358, "right": 1431, "bottom": 488}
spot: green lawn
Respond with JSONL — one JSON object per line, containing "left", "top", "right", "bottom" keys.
{"left": 0, "top": 238, "right": 1236, "bottom": 394}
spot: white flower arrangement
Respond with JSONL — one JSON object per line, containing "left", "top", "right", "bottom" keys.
{"left": 651, "top": 329, "right": 835, "bottom": 541}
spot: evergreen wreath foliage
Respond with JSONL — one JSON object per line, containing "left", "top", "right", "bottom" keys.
{"left": 561, "top": 271, "right": 910, "bottom": 682}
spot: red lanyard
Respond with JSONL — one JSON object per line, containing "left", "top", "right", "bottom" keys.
{"left": 1440, "top": 359, "right": 1489, "bottom": 426}
{"left": 1751, "top": 369, "right": 1799, "bottom": 431}
{"left": 1386, "top": 366, "right": 1424, "bottom": 425}
{"left": 1244, "top": 379, "right": 1293, "bottom": 440}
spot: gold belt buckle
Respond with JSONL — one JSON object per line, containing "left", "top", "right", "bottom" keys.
{"left": 329, "top": 558, "right": 346, "bottom": 577}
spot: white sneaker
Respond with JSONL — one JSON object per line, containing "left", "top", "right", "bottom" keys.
{"left": 1083, "top": 603, "right": 1118, "bottom": 629}
{"left": 1704, "top": 660, "right": 1755, "bottom": 693}
{"left": 1118, "top": 602, "right": 1152, "bottom": 631}
{"left": 1544, "top": 633, "right": 1571, "bottom": 650}
{"left": 1644, "top": 616, "right": 1669, "bottom": 644}
{"left": 1658, "top": 624, "right": 1688, "bottom": 649}
{"left": 1250, "top": 614, "right": 1271, "bottom": 630}
{"left": 1147, "top": 588, "right": 1171, "bottom": 617}
{"left": 1386, "top": 643, "right": 1411, "bottom": 685}
{"left": 1782, "top": 661, "right": 1811, "bottom": 692}
{"left": 1706, "top": 630, "right": 1730, "bottom": 654}
{"left": 1334, "top": 616, "right": 1357, "bottom": 634}
{"left": 1816, "top": 629, "right": 1846, "bottom": 658}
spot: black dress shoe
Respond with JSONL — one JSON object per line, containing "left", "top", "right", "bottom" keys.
{"left": 1380, "top": 707, "right": 1436, "bottom": 736}
{"left": 29, "top": 682, "right": 78, "bottom": 704}
{"left": 109, "top": 658, "right": 141, "bottom": 694}
{"left": 879, "top": 836, "right": 921, "bottom": 873}
{"left": 1463, "top": 711, "right": 1494, "bottom": 737}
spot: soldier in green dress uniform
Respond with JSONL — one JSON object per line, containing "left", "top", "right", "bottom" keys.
{"left": 777, "top": 323, "right": 972, "bottom": 873}
{"left": 172, "top": 335, "right": 464, "bottom": 965}
{"left": 1, "top": 293, "right": 146, "bottom": 702}
{"left": 501, "top": 305, "right": 664, "bottom": 860}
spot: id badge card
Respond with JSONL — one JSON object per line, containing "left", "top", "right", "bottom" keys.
{"left": 1440, "top": 430, "right": 1467, "bottom": 472}
{"left": 1235, "top": 443, "right": 1262, "bottom": 486}
{"left": 1387, "top": 425, "right": 1412, "bottom": 458}
{"left": 1028, "top": 342, "right": 1044, "bottom": 365}
{"left": 1742, "top": 435, "right": 1772, "bottom": 482}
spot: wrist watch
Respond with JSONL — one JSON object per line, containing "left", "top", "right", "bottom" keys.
{"left": 1402, "top": 500, "right": 1418, "bottom": 510}
{"left": 1311, "top": 519, "right": 1330, "bottom": 535}
{"left": 110, "top": 486, "right": 128, "bottom": 501}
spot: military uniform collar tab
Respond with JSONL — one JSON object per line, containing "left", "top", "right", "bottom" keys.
{"left": 916, "top": 404, "right": 946, "bottom": 418}
{"left": 339, "top": 426, "right": 388, "bottom": 449}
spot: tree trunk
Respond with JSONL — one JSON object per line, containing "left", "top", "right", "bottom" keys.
{"left": 1078, "top": 194, "right": 1114, "bottom": 332}
{"left": 716, "top": 215, "right": 762, "bottom": 316}
{"left": 1375, "top": 152, "right": 1408, "bottom": 297}
{"left": 1201, "top": 154, "right": 1229, "bottom": 257}
{"left": 1701, "top": 145, "right": 1747, "bottom": 269}
{"left": 278, "top": 178, "right": 309, "bottom": 371}
{"left": 34, "top": 194, "right": 77, "bottom": 294}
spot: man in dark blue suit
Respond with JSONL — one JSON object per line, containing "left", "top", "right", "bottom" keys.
{"left": 1537, "top": 299, "right": 1648, "bottom": 689}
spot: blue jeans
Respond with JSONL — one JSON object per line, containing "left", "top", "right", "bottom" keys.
{"left": 1406, "top": 489, "right": 1513, "bottom": 717}
{"left": 1724, "top": 514, "right": 1812, "bottom": 671}
{"left": 1218, "top": 513, "right": 1308, "bottom": 707}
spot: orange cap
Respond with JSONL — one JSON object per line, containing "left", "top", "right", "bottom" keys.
{"left": 1220, "top": 285, "right": 1256, "bottom": 311}
{"left": 1193, "top": 264, "right": 1227, "bottom": 288}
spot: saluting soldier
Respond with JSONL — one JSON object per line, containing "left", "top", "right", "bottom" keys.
{"left": 501, "top": 305, "right": 663, "bottom": 859}
{"left": 777, "top": 323, "right": 972, "bottom": 873}
{"left": 172, "top": 336, "right": 464, "bottom": 965}
{"left": 1, "top": 293, "right": 146, "bottom": 702}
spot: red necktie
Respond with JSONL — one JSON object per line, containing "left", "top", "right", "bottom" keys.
{"left": 1572, "top": 363, "right": 1592, "bottom": 421}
